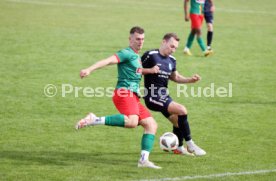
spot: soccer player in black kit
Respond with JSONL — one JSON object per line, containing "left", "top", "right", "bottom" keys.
{"left": 141, "top": 33, "right": 206, "bottom": 156}
{"left": 204, "top": 0, "right": 215, "bottom": 51}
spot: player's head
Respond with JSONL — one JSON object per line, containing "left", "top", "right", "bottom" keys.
{"left": 160, "top": 33, "right": 180, "bottom": 56}
{"left": 129, "top": 26, "right": 145, "bottom": 53}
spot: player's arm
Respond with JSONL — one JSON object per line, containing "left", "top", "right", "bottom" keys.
{"left": 209, "top": 0, "right": 215, "bottom": 13}
{"left": 142, "top": 65, "right": 159, "bottom": 75}
{"left": 169, "top": 71, "right": 201, "bottom": 83}
{"left": 184, "top": 0, "right": 189, "bottom": 21}
{"left": 80, "top": 55, "right": 118, "bottom": 79}
{"left": 141, "top": 51, "right": 159, "bottom": 75}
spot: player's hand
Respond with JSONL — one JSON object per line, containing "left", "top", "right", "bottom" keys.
{"left": 151, "top": 65, "right": 160, "bottom": 74}
{"left": 185, "top": 15, "right": 189, "bottom": 22}
{"left": 80, "top": 69, "right": 91, "bottom": 79}
{"left": 210, "top": 5, "right": 215, "bottom": 13}
{"left": 190, "top": 74, "right": 201, "bottom": 82}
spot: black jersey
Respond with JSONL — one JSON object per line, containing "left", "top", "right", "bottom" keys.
{"left": 141, "top": 49, "right": 176, "bottom": 94}
{"left": 204, "top": 0, "right": 212, "bottom": 13}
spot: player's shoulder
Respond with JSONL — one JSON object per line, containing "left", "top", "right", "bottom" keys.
{"left": 148, "top": 49, "right": 159, "bottom": 55}
{"left": 116, "top": 47, "right": 139, "bottom": 63}
{"left": 142, "top": 49, "right": 158, "bottom": 65}
{"left": 143, "top": 49, "right": 159, "bottom": 56}
{"left": 117, "top": 47, "right": 128, "bottom": 54}
{"left": 142, "top": 49, "right": 158, "bottom": 61}
{"left": 118, "top": 47, "right": 136, "bottom": 54}
{"left": 122, "top": 47, "right": 134, "bottom": 53}
{"left": 169, "top": 55, "right": 176, "bottom": 61}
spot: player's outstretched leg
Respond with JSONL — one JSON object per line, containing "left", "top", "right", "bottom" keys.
{"left": 75, "top": 113, "right": 97, "bottom": 130}
{"left": 75, "top": 113, "right": 126, "bottom": 130}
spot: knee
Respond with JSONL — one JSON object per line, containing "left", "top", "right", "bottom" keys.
{"left": 127, "top": 123, "right": 137, "bottom": 128}
{"left": 149, "top": 121, "right": 158, "bottom": 134}
{"left": 142, "top": 119, "right": 158, "bottom": 134}
{"left": 207, "top": 24, "right": 213, "bottom": 31}
{"left": 191, "top": 29, "right": 197, "bottom": 35}
{"left": 151, "top": 121, "right": 158, "bottom": 132}
{"left": 178, "top": 105, "right": 188, "bottom": 115}
{"left": 125, "top": 116, "right": 138, "bottom": 128}
{"left": 196, "top": 31, "right": 202, "bottom": 37}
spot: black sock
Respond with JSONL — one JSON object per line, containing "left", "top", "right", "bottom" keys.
{"left": 173, "top": 126, "right": 184, "bottom": 147}
{"left": 178, "top": 115, "right": 191, "bottom": 141}
{"left": 207, "top": 31, "right": 213, "bottom": 47}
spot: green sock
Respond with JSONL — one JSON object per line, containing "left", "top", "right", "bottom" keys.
{"left": 186, "top": 33, "right": 195, "bottom": 49}
{"left": 141, "top": 134, "right": 155, "bottom": 152}
{"left": 105, "top": 114, "right": 125, "bottom": 127}
{"left": 197, "top": 37, "right": 206, "bottom": 51}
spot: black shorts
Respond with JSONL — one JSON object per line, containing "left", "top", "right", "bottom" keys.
{"left": 204, "top": 12, "right": 214, "bottom": 24}
{"left": 144, "top": 95, "right": 173, "bottom": 118}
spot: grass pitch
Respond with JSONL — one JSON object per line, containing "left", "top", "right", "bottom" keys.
{"left": 0, "top": 0, "right": 275, "bottom": 180}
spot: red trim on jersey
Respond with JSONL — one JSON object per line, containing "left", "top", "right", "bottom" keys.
{"left": 114, "top": 54, "right": 120, "bottom": 63}
{"left": 130, "top": 46, "right": 139, "bottom": 54}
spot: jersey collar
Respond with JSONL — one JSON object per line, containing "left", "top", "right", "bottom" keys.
{"left": 130, "top": 46, "right": 139, "bottom": 54}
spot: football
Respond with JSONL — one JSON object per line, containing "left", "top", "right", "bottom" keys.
{"left": 159, "top": 132, "right": 179, "bottom": 151}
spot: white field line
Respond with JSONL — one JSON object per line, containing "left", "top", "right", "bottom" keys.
{"left": 135, "top": 169, "right": 276, "bottom": 181}
{"left": 6, "top": 0, "right": 276, "bottom": 15}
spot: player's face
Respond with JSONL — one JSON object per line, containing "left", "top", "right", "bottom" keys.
{"left": 162, "top": 37, "right": 179, "bottom": 56}
{"left": 129, "top": 32, "right": 145, "bottom": 52}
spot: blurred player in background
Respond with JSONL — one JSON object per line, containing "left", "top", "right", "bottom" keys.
{"left": 204, "top": 0, "right": 215, "bottom": 51}
{"left": 75, "top": 26, "right": 161, "bottom": 169}
{"left": 142, "top": 33, "right": 206, "bottom": 156}
{"left": 183, "top": 0, "right": 212, "bottom": 56}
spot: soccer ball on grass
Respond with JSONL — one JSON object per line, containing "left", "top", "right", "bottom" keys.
{"left": 159, "top": 132, "right": 179, "bottom": 151}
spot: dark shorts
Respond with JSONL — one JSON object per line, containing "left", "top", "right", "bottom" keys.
{"left": 144, "top": 95, "right": 173, "bottom": 118}
{"left": 204, "top": 12, "right": 214, "bottom": 24}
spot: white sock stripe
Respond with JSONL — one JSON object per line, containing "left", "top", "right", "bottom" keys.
{"left": 140, "top": 150, "right": 150, "bottom": 162}
{"left": 135, "top": 169, "right": 276, "bottom": 181}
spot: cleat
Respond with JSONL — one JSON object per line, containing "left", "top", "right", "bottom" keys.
{"left": 183, "top": 49, "right": 192, "bottom": 56}
{"left": 138, "top": 160, "right": 162, "bottom": 169}
{"left": 204, "top": 50, "right": 212, "bottom": 57}
{"left": 207, "top": 46, "right": 213, "bottom": 51}
{"left": 187, "top": 141, "right": 206, "bottom": 156}
{"left": 75, "top": 113, "right": 96, "bottom": 130}
{"left": 173, "top": 146, "right": 194, "bottom": 156}
{"left": 207, "top": 47, "right": 213, "bottom": 53}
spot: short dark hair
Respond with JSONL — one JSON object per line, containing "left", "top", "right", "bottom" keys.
{"left": 130, "top": 26, "right": 144, "bottom": 34}
{"left": 163, "top": 33, "right": 180, "bottom": 41}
